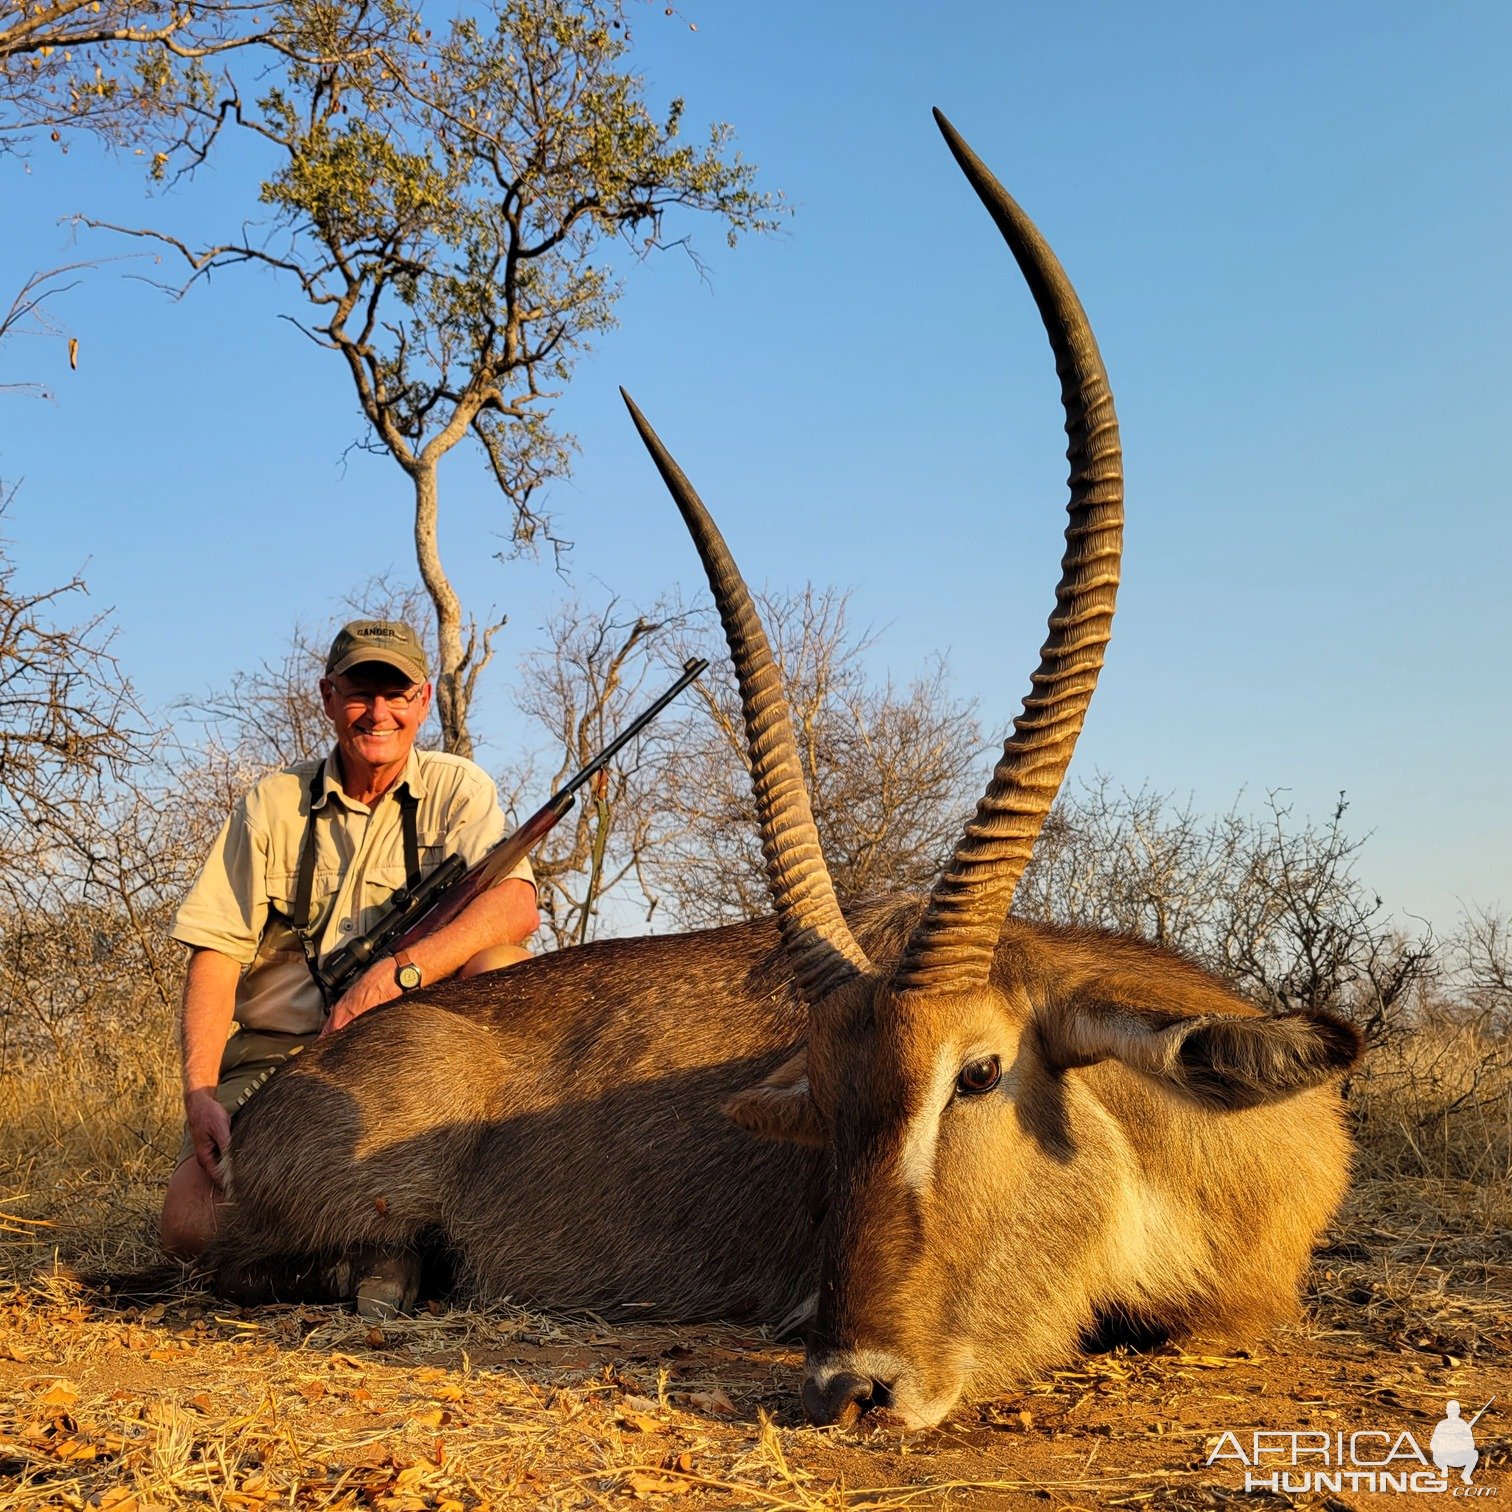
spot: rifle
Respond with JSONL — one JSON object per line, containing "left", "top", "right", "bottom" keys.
{"left": 313, "top": 657, "right": 709, "bottom": 1003}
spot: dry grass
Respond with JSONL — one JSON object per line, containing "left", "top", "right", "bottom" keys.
{"left": 1, "top": 1017, "right": 1508, "bottom": 1510}
{"left": 0, "top": 1037, "right": 178, "bottom": 1279}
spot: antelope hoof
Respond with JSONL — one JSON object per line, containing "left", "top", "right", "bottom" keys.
{"left": 355, "top": 1249, "right": 420, "bottom": 1321}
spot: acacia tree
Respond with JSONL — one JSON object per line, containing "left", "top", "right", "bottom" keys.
{"left": 99, "top": 0, "right": 780, "bottom": 756}
{"left": 0, "top": 0, "right": 426, "bottom": 167}
{"left": 1, "top": 0, "right": 290, "bottom": 155}
{"left": 1447, "top": 903, "right": 1511, "bottom": 1028}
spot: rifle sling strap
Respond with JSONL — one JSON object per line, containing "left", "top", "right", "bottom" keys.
{"left": 290, "top": 763, "right": 422, "bottom": 1004}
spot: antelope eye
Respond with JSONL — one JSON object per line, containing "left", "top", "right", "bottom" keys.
{"left": 956, "top": 1056, "right": 1002, "bottom": 1096}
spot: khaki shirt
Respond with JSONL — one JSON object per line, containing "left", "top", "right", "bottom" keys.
{"left": 172, "top": 748, "right": 533, "bottom": 1034}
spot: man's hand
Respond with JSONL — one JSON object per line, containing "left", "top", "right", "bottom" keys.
{"left": 184, "top": 1088, "right": 232, "bottom": 1191}
{"left": 322, "top": 958, "right": 401, "bottom": 1037}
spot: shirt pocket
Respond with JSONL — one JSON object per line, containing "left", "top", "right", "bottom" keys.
{"left": 372, "top": 822, "right": 452, "bottom": 883}
{"left": 258, "top": 868, "right": 332, "bottom": 963}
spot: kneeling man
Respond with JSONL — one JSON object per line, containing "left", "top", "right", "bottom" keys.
{"left": 161, "top": 620, "right": 538, "bottom": 1259}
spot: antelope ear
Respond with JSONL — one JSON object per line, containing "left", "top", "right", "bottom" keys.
{"left": 1043, "top": 969, "right": 1362, "bottom": 1111}
{"left": 722, "top": 1048, "right": 826, "bottom": 1146}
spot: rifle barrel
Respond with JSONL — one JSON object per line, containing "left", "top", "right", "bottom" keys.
{"left": 555, "top": 657, "right": 708, "bottom": 804}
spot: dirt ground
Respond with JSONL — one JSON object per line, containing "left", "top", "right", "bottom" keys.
{"left": 1, "top": 1177, "right": 1508, "bottom": 1511}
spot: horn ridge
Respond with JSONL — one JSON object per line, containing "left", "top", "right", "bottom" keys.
{"left": 898, "top": 114, "right": 1124, "bottom": 994}
{"left": 620, "top": 389, "right": 873, "bottom": 1005}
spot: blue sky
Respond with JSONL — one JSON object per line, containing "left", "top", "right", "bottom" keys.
{"left": 3, "top": 2, "right": 1508, "bottom": 934}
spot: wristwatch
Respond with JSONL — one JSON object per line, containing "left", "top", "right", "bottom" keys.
{"left": 392, "top": 949, "right": 423, "bottom": 994}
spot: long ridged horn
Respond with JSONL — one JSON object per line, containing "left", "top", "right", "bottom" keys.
{"left": 895, "top": 110, "right": 1124, "bottom": 994}
{"left": 621, "top": 389, "right": 873, "bottom": 1003}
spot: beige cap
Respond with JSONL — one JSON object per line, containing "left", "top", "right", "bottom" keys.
{"left": 325, "top": 620, "right": 429, "bottom": 682}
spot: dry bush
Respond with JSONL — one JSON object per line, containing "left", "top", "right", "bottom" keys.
{"left": 1, "top": 747, "right": 258, "bottom": 1065}
{"left": 1353, "top": 1019, "right": 1511, "bottom": 1182}
{"left": 502, "top": 586, "right": 984, "bottom": 943}
{"left": 0, "top": 513, "right": 141, "bottom": 878}
{"left": 0, "top": 522, "right": 159, "bottom": 1075}
{"left": 0, "top": 532, "right": 270, "bottom": 1247}
{"left": 510, "top": 596, "right": 683, "bottom": 948}
{"left": 1018, "top": 781, "right": 1437, "bottom": 1032}
{"left": 642, "top": 586, "right": 984, "bottom": 929}
{"left": 0, "top": 746, "right": 265, "bottom": 1273}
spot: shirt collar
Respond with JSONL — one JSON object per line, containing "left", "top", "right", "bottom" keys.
{"left": 312, "top": 746, "right": 427, "bottom": 811}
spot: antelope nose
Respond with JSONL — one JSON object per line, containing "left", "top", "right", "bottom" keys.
{"left": 802, "top": 1369, "right": 891, "bottom": 1428}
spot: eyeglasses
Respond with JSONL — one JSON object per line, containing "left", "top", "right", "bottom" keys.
{"left": 331, "top": 682, "right": 424, "bottom": 713}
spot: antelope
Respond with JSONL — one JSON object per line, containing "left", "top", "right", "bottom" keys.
{"left": 207, "top": 110, "right": 1359, "bottom": 1430}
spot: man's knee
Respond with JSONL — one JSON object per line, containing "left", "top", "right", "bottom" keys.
{"left": 458, "top": 942, "right": 531, "bottom": 979}
{"left": 160, "top": 1158, "right": 223, "bottom": 1260}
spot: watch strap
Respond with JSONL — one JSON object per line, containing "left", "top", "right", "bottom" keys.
{"left": 393, "top": 949, "right": 423, "bottom": 992}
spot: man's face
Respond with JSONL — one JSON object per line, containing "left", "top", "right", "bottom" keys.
{"left": 319, "top": 662, "right": 433, "bottom": 775}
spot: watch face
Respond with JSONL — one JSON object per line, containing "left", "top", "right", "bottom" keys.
{"left": 397, "top": 963, "right": 422, "bottom": 992}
